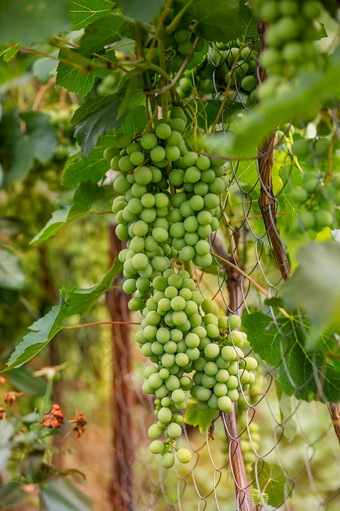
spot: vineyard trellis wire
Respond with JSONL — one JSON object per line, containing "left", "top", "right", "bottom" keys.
{"left": 107, "top": 31, "right": 340, "bottom": 511}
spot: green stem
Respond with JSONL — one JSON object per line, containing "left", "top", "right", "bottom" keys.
{"left": 39, "top": 376, "right": 54, "bottom": 416}
{"left": 166, "top": 0, "right": 195, "bottom": 34}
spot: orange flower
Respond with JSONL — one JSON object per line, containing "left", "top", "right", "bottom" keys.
{"left": 0, "top": 376, "right": 6, "bottom": 384}
{"left": 41, "top": 404, "right": 64, "bottom": 429}
{"left": 4, "top": 391, "right": 24, "bottom": 405}
{"left": 0, "top": 407, "right": 6, "bottom": 420}
{"left": 69, "top": 412, "right": 87, "bottom": 438}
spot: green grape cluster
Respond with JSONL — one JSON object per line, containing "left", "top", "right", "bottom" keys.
{"left": 253, "top": 0, "right": 324, "bottom": 100}
{"left": 191, "top": 308, "right": 258, "bottom": 413}
{"left": 162, "top": 17, "right": 204, "bottom": 73}
{"left": 291, "top": 170, "right": 340, "bottom": 233}
{"left": 207, "top": 40, "right": 258, "bottom": 107}
{"left": 176, "top": 68, "right": 215, "bottom": 99}
{"left": 107, "top": 105, "right": 254, "bottom": 467}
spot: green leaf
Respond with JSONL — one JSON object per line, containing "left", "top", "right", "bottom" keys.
{"left": 4, "top": 259, "right": 123, "bottom": 371}
{"left": 238, "top": 1, "right": 259, "bottom": 40}
{"left": 251, "top": 462, "right": 287, "bottom": 508}
{"left": 69, "top": 0, "right": 114, "bottom": 31}
{"left": 32, "top": 56, "right": 58, "bottom": 83}
{"left": 180, "top": 0, "right": 241, "bottom": 42}
{"left": 243, "top": 311, "right": 340, "bottom": 403}
{"left": 62, "top": 134, "right": 115, "bottom": 185}
{"left": 8, "top": 366, "right": 47, "bottom": 397}
{"left": 0, "top": 482, "right": 28, "bottom": 508}
{"left": 184, "top": 401, "right": 218, "bottom": 433}
{"left": 41, "top": 479, "right": 93, "bottom": 511}
{"left": 0, "top": 248, "right": 25, "bottom": 291}
{"left": 281, "top": 242, "right": 340, "bottom": 349}
{"left": 0, "top": 0, "right": 70, "bottom": 45}
{"left": 116, "top": 0, "right": 166, "bottom": 24}
{"left": 31, "top": 182, "right": 105, "bottom": 244}
{"left": 56, "top": 49, "right": 109, "bottom": 97}
{"left": 74, "top": 93, "right": 126, "bottom": 157}
{"left": 275, "top": 381, "right": 297, "bottom": 443}
{"left": 79, "top": 15, "right": 126, "bottom": 56}
{"left": 5, "top": 112, "right": 58, "bottom": 185}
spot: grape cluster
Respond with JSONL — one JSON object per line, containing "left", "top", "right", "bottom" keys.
{"left": 253, "top": 0, "right": 324, "bottom": 100}
{"left": 107, "top": 106, "right": 256, "bottom": 467}
{"left": 191, "top": 309, "right": 258, "bottom": 413}
{"left": 291, "top": 170, "right": 340, "bottom": 233}
{"left": 208, "top": 41, "right": 258, "bottom": 106}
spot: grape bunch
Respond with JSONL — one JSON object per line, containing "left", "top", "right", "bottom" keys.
{"left": 253, "top": 0, "right": 324, "bottom": 100}
{"left": 208, "top": 41, "right": 258, "bottom": 106}
{"left": 191, "top": 308, "right": 258, "bottom": 413}
{"left": 107, "top": 105, "right": 256, "bottom": 467}
{"left": 291, "top": 170, "right": 340, "bottom": 233}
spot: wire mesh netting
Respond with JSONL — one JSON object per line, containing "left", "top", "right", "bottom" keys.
{"left": 108, "top": 35, "right": 340, "bottom": 511}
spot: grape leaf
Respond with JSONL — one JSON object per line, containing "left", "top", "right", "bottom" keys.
{"left": 242, "top": 311, "right": 340, "bottom": 403}
{"left": 8, "top": 367, "right": 47, "bottom": 397}
{"left": 179, "top": 0, "right": 241, "bottom": 42}
{"left": 5, "top": 112, "right": 58, "bottom": 185}
{"left": 0, "top": 0, "right": 69, "bottom": 45}
{"left": 31, "top": 182, "right": 105, "bottom": 244}
{"left": 74, "top": 93, "right": 126, "bottom": 158}
{"left": 251, "top": 462, "right": 287, "bottom": 508}
{"left": 0, "top": 249, "right": 25, "bottom": 291}
{"left": 62, "top": 134, "right": 115, "bottom": 185}
{"left": 56, "top": 52, "right": 109, "bottom": 97}
{"left": 41, "top": 479, "right": 93, "bottom": 511}
{"left": 78, "top": 15, "right": 126, "bottom": 56}
{"left": 32, "top": 56, "right": 58, "bottom": 84}
{"left": 69, "top": 0, "right": 114, "bottom": 31}
{"left": 3, "top": 258, "right": 123, "bottom": 371}
{"left": 281, "top": 242, "right": 340, "bottom": 350}
{"left": 116, "top": 0, "right": 166, "bottom": 24}
{"left": 184, "top": 402, "right": 219, "bottom": 433}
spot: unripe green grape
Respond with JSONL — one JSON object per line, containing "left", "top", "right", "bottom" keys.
{"left": 175, "top": 352, "right": 189, "bottom": 367}
{"left": 216, "top": 369, "right": 229, "bottom": 383}
{"left": 156, "top": 123, "right": 172, "bottom": 140}
{"left": 184, "top": 216, "right": 199, "bottom": 233}
{"left": 172, "top": 389, "right": 186, "bottom": 403}
{"left": 150, "top": 146, "right": 166, "bottom": 163}
{"left": 176, "top": 448, "right": 191, "bottom": 463}
{"left": 148, "top": 424, "right": 163, "bottom": 439}
{"left": 122, "top": 278, "right": 137, "bottom": 294}
{"left": 161, "top": 452, "right": 175, "bottom": 468}
{"left": 241, "top": 75, "right": 256, "bottom": 92}
{"left": 167, "top": 273, "right": 182, "bottom": 288}
{"left": 209, "top": 177, "right": 226, "bottom": 194}
{"left": 140, "top": 132, "right": 158, "bottom": 150}
{"left": 165, "top": 286, "right": 178, "bottom": 299}
{"left": 227, "top": 375, "right": 238, "bottom": 390}
{"left": 148, "top": 373, "right": 163, "bottom": 389}
{"left": 113, "top": 176, "right": 130, "bottom": 194}
{"left": 165, "top": 375, "right": 180, "bottom": 391}
{"left": 315, "top": 209, "right": 332, "bottom": 228}
{"left": 171, "top": 296, "right": 186, "bottom": 311}
{"left": 174, "top": 29, "right": 191, "bottom": 43}
{"left": 204, "top": 361, "right": 218, "bottom": 376}
{"left": 142, "top": 380, "right": 153, "bottom": 393}
{"left": 167, "top": 422, "right": 182, "bottom": 438}
{"left": 204, "top": 343, "right": 220, "bottom": 359}
{"left": 158, "top": 407, "right": 172, "bottom": 424}
{"left": 301, "top": 211, "right": 315, "bottom": 229}
{"left": 292, "top": 139, "right": 309, "bottom": 157}
{"left": 195, "top": 386, "right": 212, "bottom": 402}
{"left": 149, "top": 440, "right": 165, "bottom": 454}
{"left": 228, "top": 389, "right": 239, "bottom": 402}
{"left": 130, "top": 151, "right": 144, "bottom": 166}
{"left": 170, "top": 118, "right": 186, "bottom": 133}
{"left": 201, "top": 374, "right": 216, "bottom": 389}
{"left": 217, "top": 395, "right": 233, "bottom": 413}
{"left": 104, "top": 146, "right": 119, "bottom": 161}
{"left": 184, "top": 232, "right": 199, "bottom": 247}
{"left": 152, "top": 227, "right": 169, "bottom": 243}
